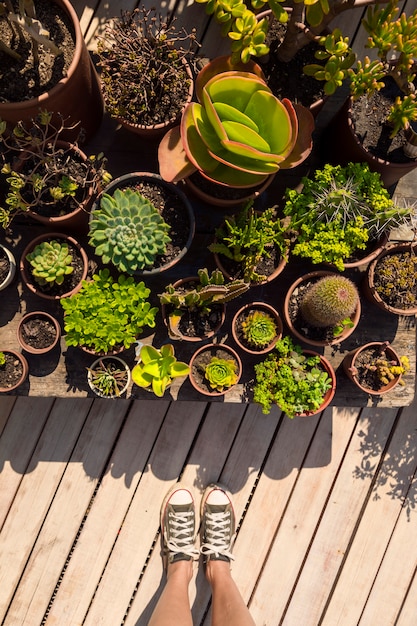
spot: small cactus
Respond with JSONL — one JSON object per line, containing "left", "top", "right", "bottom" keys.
{"left": 241, "top": 310, "right": 278, "bottom": 348}
{"left": 204, "top": 356, "right": 239, "bottom": 392}
{"left": 89, "top": 187, "right": 171, "bottom": 273}
{"left": 26, "top": 240, "right": 74, "bottom": 286}
{"left": 300, "top": 274, "right": 359, "bottom": 328}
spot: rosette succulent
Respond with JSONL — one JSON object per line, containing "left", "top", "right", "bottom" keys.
{"left": 158, "top": 58, "right": 314, "bottom": 187}
{"left": 204, "top": 356, "right": 239, "bottom": 392}
{"left": 89, "top": 187, "right": 171, "bottom": 273}
{"left": 241, "top": 310, "right": 278, "bottom": 348}
{"left": 26, "top": 240, "right": 74, "bottom": 286}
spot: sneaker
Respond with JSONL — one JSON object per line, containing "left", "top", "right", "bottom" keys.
{"left": 200, "top": 483, "right": 236, "bottom": 563}
{"left": 161, "top": 484, "right": 199, "bottom": 566}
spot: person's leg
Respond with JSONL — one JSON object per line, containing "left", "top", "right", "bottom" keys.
{"left": 149, "top": 484, "right": 199, "bottom": 626}
{"left": 200, "top": 484, "right": 256, "bottom": 626}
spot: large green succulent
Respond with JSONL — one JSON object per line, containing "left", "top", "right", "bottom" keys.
{"left": 204, "top": 356, "right": 239, "bottom": 392}
{"left": 26, "top": 240, "right": 74, "bottom": 286}
{"left": 89, "top": 187, "right": 171, "bottom": 273}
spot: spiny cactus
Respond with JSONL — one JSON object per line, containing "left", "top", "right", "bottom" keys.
{"left": 300, "top": 275, "right": 359, "bottom": 328}
{"left": 204, "top": 356, "right": 239, "bottom": 392}
{"left": 89, "top": 187, "right": 171, "bottom": 273}
{"left": 26, "top": 240, "right": 74, "bottom": 286}
{"left": 241, "top": 310, "right": 278, "bottom": 348}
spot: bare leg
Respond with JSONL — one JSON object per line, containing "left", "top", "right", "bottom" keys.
{"left": 148, "top": 560, "right": 193, "bottom": 626}
{"left": 207, "top": 560, "right": 256, "bottom": 626}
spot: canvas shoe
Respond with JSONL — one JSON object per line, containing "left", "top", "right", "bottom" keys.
{"left": 160, "top": 484, "right": 199, "bottom": 566}
{"left": 200, "top": 483, "right": 236, "bottom": 563}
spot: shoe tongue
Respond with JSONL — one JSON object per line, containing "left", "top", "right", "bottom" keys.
{"left": 170, "top": 552, "right": 192, "bottom": 564}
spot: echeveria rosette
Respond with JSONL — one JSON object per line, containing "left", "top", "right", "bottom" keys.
{"left": 158, "top": 58, "right": 314, "bottom": 187}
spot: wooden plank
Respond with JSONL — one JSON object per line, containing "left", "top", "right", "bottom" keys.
{"left": 46, "top": 401, "right": 205, "bottom": 626}
{"left": 0, "top": 397, "right": 54, "bottom": 529}
{"left": 246, "top": 406, "right": 360, "bottom": 623}
{"left": 277, "top": 407, "right": 399, "bottom": 626}
{"left": 320, "top": 404, "right": 417, "bottom": 624}
{"left": 2, "top": 398, "right": 130, "bottom": 626}
{"left": 0, "top": 398, "right": 92, "bottom": 619}
{"left": 0, "top": 396, "right": 16, "bottom": 435}
{"left": 395, "top": 566, "right": 417, "bottom": 626}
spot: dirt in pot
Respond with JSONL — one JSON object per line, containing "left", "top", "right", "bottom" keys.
{"left": 0, "top": 0, "right": 76, "bottom": 103}
{"left": 217, "top": 245, "right": 282, "bottom": 283}
{"left": 20, "top": 315, "right": 58, "bottom": 350}
{"left": 352, "top": 346, "right": 398, "bottom": 392}
{"left": 174, "top": 305, "right": 224, "bottom": 339}
{"left": 0, "top": 352, "right": 24, "bottom": 389}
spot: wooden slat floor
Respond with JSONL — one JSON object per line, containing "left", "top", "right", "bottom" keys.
{"left": 1, "top": 1, "right": 417, "bottom": 624}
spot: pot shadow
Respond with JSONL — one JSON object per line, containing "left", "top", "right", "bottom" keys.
{"left": 0, "top": 283, "right": 20, "bottom": 326}
{"left": 23, "top": 344, "right": 61, "bottom": 377}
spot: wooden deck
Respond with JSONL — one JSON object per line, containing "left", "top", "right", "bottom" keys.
{"left": 1, "top": 1, "right": 417, "bottom": 624}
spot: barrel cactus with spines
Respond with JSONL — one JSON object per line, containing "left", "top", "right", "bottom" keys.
{"left": 204, "top": 356, "right": 239, "bottom": 392}
{"left": 89, "top": 187, "right": 171, "bottom": 273}
{"left": 241, "top": 310, "right": 277, "bottom": 348}
{"left": 26, "top": 240, "right": 74, "bottom": 286}
{"left": 300, "top": 275, "right": 359, "bottom": 328}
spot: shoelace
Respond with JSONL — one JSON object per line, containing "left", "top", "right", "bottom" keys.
{"left": 166, "top": 510, "right": 199, "bottom": 558}
{"left": 201, "top": 510, "right": 235, "bottom": 560}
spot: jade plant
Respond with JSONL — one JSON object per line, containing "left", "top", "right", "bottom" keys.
{"left": 0, "top": 111, "right": 111, "bottom": 228}
{"left": 241, "top": 310, "right": 278, "bottom": 348}
{"left": 61, "top": 269, "right": 158, "bottom": 354}
{"left": 132, "top": 344, "right": 190, "bottom": 397}
{"left": 158, "top": 59, "right": 314, "bottom": 187}
{"left": 26, "top": 240, "right": 74, "bottom": 286}
{"left": 204, "top": 356, "right": 239, "bottom": 393}
{"left": 253, "top": 336, "right": 334, "bottom": 416}
{"left": 209, "top": 201, "right": 289, "bottom": 283}
{"left": 89, "top": 187, "right": 171, "bottom": 273}
{"left": 159, "top": 268, "right": 249, "bottom": 339}
{"left": 283, "top": 162, "right": 412, "bottom": 270}
{"left": 300, "top": 275, "right": 359, "bottom": 337}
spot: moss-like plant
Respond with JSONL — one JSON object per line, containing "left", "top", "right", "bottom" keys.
{"left": 241, "top": 310, "right": 277, "bottom": 348}
{"left": 26, "top": 240, "right": 74, "bottom": 286}
{"left": 204, "top": 356, "right": 239, "bottom": 392}
{"left": 89, "top": 187, "right": 171, "bottom": 273}
{"left": 372, "top": 249, "right": 417, "bottom": 309}
{"left": 300, "top": 275, "right": 359, "bottom": 334}
{"left": 61, "top": 269, "right": 158, "bottom": 354}
{"left": 253, "top": 336, "right": 334, "bottom": 416}
{"left": 132, "top": 344, "right": 190, "bottom": 397}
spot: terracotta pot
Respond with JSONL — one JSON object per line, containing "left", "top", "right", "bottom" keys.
{"left": 342, "top": 342, "right": 403, "bottom": 396}
{"left": 283, "top": 270, "right": 361, "bottom": 347}
{"left": 326, "top": 97, "right": 417, "bottom": 188}
{"left": 213, "top": 244, "right": 287, "bottom": 286}
{"left": 115, "top": 58, "right": 194, "bottom": 138}
{"left": 87, "top": 356, "right": 131, "bottom": 398}
{"left": 0, "top": 0, "right": 104, "bottom": 142}
{"left": 232, "top": 302, "right": 283, "bottom": 355}
{"left": 0, "top": 243, "right": 17, "bottom": 290}
{"left": 160, "top": 276, "right": 226, "bottom": 343}
{"left": 294, "top": 352, "right": 336, "bottom": 417}
{"left": 188, "top": 343, "right": 242, "bottom": 397}
{"left": 184, "top": 172, "right": 276, "bottom": 209}
{"left": 20, "top": 233, "right": 88, "bottom": 301}
{"left": 0, "top": 350, "right": 29, "bottom": 393}
{"left": 90, "top": 172, "right": 195, "bottom": 276}
{"left": 363, "top": 242, "right": 417, "bottom": 316}
{"left": 17, "top": 311, "right": 61, "bottom": 355}
{"left": 325, "top": 231, "right": 389, "bottom": 271}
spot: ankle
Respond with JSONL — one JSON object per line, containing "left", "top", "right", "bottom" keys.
{"left": 167, "top": 559, "right": 193, "bottom": 583}
{"left": 205, "top": 557, "right": 231, "bottom": 585}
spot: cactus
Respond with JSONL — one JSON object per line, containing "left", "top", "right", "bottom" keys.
{"left": 89, "top": 187, "right": 171, "bottom": 273}
{"left": 204, "top": 356, "right": 239, "bottom": 392}
{"left": 300, "top": 275, "right": 359, "bottom": 328}
{"left": 241, "top": 310, "right": 277, "bottom": 348}
{"left": 26, "top": 240, "right": 74, "bottom": 286}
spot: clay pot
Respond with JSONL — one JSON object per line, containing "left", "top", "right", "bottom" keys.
{"left": 17, "top": 311, "right": 61, "bottom": 355}
{"left": 87, "top": 356, "right": 131, "bottom": 398}
{"left": 325, "top": 232, "right": 389, "bottom": 271}
{"left": 0, "top": 243, "right": 17, "bottom": 290}
{"left": 283, "top": 270, "right": 361, "bottom": 347}
{"left": 232, "top": 302, "right": 283, "bottom": 355}
{"left": 20, "top": 233, "right": 88, "bottom": 301}
{"left": 0, "top": 0, "right": 104, "bottom": 142}
{"left": 188, "top": 343, "right": 242, "bottom": 397}
{"left": 342, "top": 342, "right": 403, "bottom": 396}
{"left": 363, "top": 242, "right": 417, "bottom": 316}
{"left": 295, "top": 352, "right": 336, "bottom": 417}
{"left": 0, "top": 350, "right": 29, "bottom": 393}
{"left": 184, "top": 172, "right": 276, "bottom": 209}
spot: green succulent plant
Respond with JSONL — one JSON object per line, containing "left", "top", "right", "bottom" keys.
{"left": 204, "top": 356, "right": 239, "bottom": 392}
{"left": 26, "top": 240, "right": 74, "bottom": 286}
{"left": 371, "top": 249, "right": 417, "bottom": 309}
{"left": 87, "top": 358, "right": 130, "bottom": 397}
{"left": 158, "top": 58, "right": 314, "bottom": 188}
{"left": 89, "top": 187, "right": 171, "bottom": 273}
{"left": 241, "top": 310, "right": 278, "bottom": 348}
{"left": 0, "top": 352, "right": 5, "bottom": 366}
{"left": 300, "top": 275, "right": 359, "bottom": 333}
{"left": 132, "top": 344, "right": 190, "bottom": 397}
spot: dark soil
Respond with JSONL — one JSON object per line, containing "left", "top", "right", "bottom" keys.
{"left": 352, "top": 346, "right": 396, "bottom": 392}
{"left": 350, "top": 77, "right": 414, "bottom": 163}
{"left": 190, "top": 346, "right": 240, "bottom": 394}
{"left": 25, "top": 239, "right": 85, "bottom": 297}
{"left": 20, "top": 314, "right": 58, "bottom": 349}
{"left": 0, "top": 0, "right": 75, "bottom": 103}
{"left": 215, "top": 245, "right": 282, "bottom": 284}
{"left": 0, "top": 352, "right": 24, "bottom": 389}
{"left": 0, "top": 246, "right": 10, "bottom": 285}
{"left": 372, "top": 250, "right": 417, "bottom": 310}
